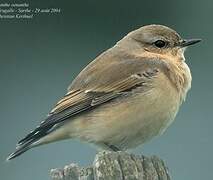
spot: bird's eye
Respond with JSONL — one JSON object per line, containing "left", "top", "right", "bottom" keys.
{"left": 154, "top": 40, "right": 166, "bottom": 48}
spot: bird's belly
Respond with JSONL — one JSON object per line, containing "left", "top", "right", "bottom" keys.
{"left": 71, "top": 83, "right": 181, "bottom": 150}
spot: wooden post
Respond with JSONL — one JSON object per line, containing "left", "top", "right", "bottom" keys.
{"left": 50, "top": 151, "right": 171, "bottom": 180}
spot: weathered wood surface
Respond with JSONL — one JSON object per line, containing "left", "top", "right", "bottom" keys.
{"left": 50, "top": 151, "right": 171, "bottom": 180}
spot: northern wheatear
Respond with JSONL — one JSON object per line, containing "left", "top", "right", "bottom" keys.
{"left": 7, "top": 25, "right": 201, "bottom": 160}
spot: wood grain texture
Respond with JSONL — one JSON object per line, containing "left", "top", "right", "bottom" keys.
{"left": 50, "top": 151, "right": 171, "bottom": 180}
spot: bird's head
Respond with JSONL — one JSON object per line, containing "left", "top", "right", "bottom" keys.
{"left": 119, "top": 24, "right": 201, "bottom": 62}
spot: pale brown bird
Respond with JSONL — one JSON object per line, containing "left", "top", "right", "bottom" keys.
{"left": 7, "top": 24, "right": 201, "bottom": 160}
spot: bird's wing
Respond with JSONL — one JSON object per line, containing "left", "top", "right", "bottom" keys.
{"left": 17, "top": 56, "right": 166, "bottom": 147}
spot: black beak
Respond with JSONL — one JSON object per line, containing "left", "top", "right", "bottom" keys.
{"left": 180, "top": 39, "right": 201, "bottom": 47}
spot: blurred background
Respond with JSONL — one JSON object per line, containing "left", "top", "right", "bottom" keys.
{"left": 0, "top": 0, "right": 212, "bottom": 179}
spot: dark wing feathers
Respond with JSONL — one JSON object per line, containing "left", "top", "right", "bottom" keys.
{"left": 7, "top": 57, "right": 163, "bottom": 160}
{"left": 10, "top": 59, "right": 164, "bottom": 161}
{"left": 17, "top": 92, "right": 120, "bottom": 146}
{"left": 91, "top": 92, "right": 120, "bottom": 106}
{"left": 17, "top": 71, "right": 155, "bottom": 147}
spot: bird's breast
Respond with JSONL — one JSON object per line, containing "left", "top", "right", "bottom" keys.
{"left": 117, "top": 73, "right": 181, "bottom": 148}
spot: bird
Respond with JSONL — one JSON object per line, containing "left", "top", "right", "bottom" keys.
{"left": 7, "top": 24, "right": 201, "bottom": 160}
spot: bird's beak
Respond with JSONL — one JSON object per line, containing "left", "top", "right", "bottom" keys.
{"left": 179, "top": 39, "right": 202, "bottom": 47}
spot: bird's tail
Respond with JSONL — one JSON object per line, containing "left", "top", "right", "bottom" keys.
{"left": 6, "top": 142, "right": 33, "bottom": 161}
{"left": 6, "top": 119, "right": 55, "bottom": 161}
